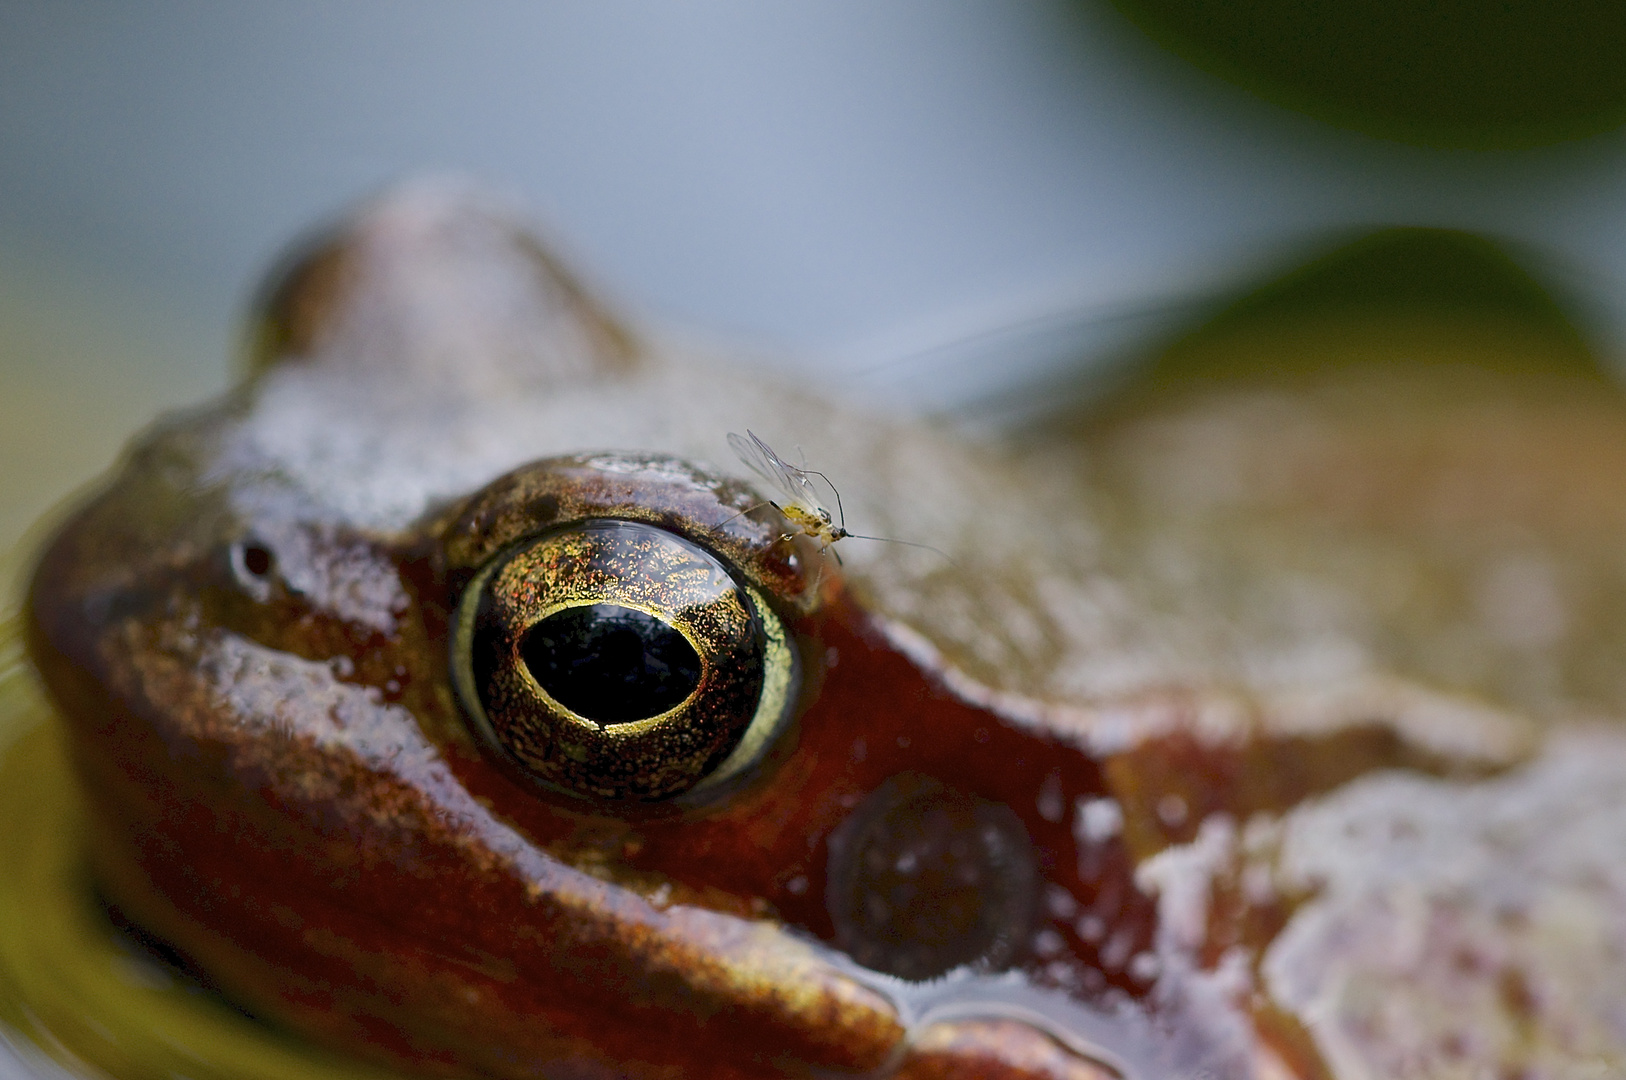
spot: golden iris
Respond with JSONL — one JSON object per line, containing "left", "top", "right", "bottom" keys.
{"left": 451, "top": 519, "right": 796, "bottom": 801}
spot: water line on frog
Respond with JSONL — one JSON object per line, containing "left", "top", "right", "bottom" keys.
{"left": 0, "top": 616, "right": 409, "bottom": 1080}
{"left": 0, "top": 620, "right": 1230, "bottom": 1080}
{"left": 822, "top": 954, "right": 1241, "bottom": 1080}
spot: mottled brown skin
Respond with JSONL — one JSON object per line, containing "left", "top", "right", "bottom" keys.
{"left": 29, "top": 421, "right": 1188, "bottom": 1077}
{"left": 28, "top": 189, "right": 1543, "bottom": 1080}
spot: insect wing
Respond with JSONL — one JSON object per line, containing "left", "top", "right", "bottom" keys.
{"left": 729, "top": 431, "right": 823, "bottom": 513}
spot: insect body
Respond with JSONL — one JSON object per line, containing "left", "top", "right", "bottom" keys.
{"left": 728, "top": 430, "right": 853, "bottom": 551}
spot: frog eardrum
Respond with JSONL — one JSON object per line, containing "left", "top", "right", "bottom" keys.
{"left": 443, "top": 451, "right": 816, "bottom": 801}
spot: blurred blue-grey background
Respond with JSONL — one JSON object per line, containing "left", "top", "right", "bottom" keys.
{"left": 6, "top": 0, "right": 1626, "bottom": 564}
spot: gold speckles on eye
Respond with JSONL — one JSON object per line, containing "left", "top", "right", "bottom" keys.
{"left": 451, "top": 520, "right": 797, "bottom": 801}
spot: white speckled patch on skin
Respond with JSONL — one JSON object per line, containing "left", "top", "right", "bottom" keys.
{"left": 189, "top": 194, "right": 1626, "bottom": 1080}
{"left": 32, "top": 181, "right": 1626, "bottom": 1079}
{"left": 1263, "top": 731, "right": 1626, "bottom": 1080}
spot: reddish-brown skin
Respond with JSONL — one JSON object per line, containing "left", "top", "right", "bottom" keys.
{"left": 26, "top": 424, "right": 1439, "bottom": 1079}
{"left": 33, "top": 188, "right": 1471, "bottom": 1080}
{"left": 29, "top": 447, "right": 1170, "bottom": 1079}
{"left": 30, "top": 190, "right": 1617, "bottom": 1080}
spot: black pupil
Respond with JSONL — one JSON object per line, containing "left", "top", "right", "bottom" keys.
{"left": 521, "top": 604, "right": 703, "bottom": 725}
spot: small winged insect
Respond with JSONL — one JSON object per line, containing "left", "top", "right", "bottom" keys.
{"left": 727, "top": 431, "right": 949, "bottom": 571}
{"left": 728, "top": 430, "right": 851, "bottom": 552}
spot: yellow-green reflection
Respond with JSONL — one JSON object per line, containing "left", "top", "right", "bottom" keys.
{"left": 0, "top": 617, "right": 404, "bottom": 1080}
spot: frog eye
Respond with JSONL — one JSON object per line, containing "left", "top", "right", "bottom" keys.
{"left": 450, "top": 519, "right": 797, "bottom": 801}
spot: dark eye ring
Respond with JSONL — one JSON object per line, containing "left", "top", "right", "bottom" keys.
{"left": 450, "top": 519, "right": 797, "bottom": 801}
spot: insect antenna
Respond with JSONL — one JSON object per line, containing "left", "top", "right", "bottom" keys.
{"left": 794, "top": 457, "right": 951, "bottom": 561}
{"left": 795, "top": 469, "right": 951, "bottom": 561}
{"left": 839, "top": 532, "right": 955, "bottom": 564}
{"left": 799, "top": 467, "right": 849, "bottom": 536}
{"left": 728, "top": 428, "right": 958, "bottom": 565}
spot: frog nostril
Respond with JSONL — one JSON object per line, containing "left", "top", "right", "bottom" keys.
{"left": 826, "top": 774, "right": 1039, "bottom": 982}
{"left": 241, "top": 545, "right": 274, "bottom": 577}
{"left": 229, "top": 540, "right": 277, "bottom": 599}
{"left": 520, "top": 604, "right": 702, "bottom": 725}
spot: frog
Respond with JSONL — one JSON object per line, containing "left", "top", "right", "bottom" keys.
{"left": 23, "top": 181, "right": 1626, "bottom": 1080}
